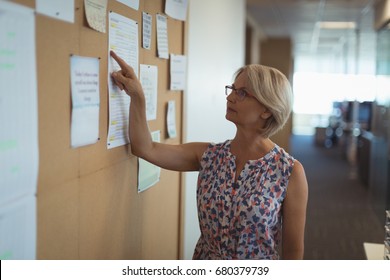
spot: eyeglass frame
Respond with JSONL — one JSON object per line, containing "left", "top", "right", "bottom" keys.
{"left": 225, "top": 85, "right": 253, "bottom": 101}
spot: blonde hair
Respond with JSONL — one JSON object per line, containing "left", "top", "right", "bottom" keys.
{"left": 234, "top": 64, "right": 293, "bottom": 137}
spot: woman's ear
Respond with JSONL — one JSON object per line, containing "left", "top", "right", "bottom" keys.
{"left": 261, "top": 110, "right": 272, "bottom": 120}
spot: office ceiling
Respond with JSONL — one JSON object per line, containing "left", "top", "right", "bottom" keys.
{"left": 247, "top": 0, "right": 379, "bottom": 63}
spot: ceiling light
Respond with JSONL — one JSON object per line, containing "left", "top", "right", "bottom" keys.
{"left": 317, "top": 21, "right": 356, "bottom": 29}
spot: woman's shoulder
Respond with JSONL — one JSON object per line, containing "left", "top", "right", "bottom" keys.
{"left": 284, "top": 159, "right": 308, "bottom": 211}
{"left": 199, "top": 140, "right": 231, "bottom": 162}
{"left": 273, "top": 145, "right": 295, "bottom": 166}
{"left": 288, "top": 160, "right": 308, "bottom": 192}
{"left": 205, "top": 139, "right": 231, "bottom": 151}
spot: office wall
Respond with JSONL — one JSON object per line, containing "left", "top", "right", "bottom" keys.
{"left": 260, "top": 38, "right": 293, "bottom": 152}
{"left": 182, "top": 0, "right": 246, "bottom": 259}
{"left": 11, "top": 0, "right": 186, "bottom": 259}
{"left": 246, "top": 13, "right": 266, "bottom": 65}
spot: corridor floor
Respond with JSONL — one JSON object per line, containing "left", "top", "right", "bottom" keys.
{"left": 290, "top": 135, "right": 384, "bottom": 260}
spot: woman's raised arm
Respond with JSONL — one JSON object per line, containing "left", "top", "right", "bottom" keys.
{"left": 110, "top": 51, "right": 208, "bottom": 171}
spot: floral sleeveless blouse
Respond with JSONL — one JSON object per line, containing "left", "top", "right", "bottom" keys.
{"left": 193, "top": 140, "right": 295, "bottom": 260}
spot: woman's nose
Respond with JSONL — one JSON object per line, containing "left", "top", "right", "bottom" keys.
{"left": 226, "top": 91, "right": 236, "bottom": 102}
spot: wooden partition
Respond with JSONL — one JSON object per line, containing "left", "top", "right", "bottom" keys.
{"left": 13, "top": 0, "right": 185, "bottom": 259}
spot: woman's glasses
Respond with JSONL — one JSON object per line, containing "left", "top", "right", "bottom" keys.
{"left": 225, "top": 85, "right": 251, "bottom": 101}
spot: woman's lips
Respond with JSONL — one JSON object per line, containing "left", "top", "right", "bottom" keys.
{"left": 227, "top": 106, "right": 236, "bottom": 113}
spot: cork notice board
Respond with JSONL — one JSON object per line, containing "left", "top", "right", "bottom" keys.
{"left": 14, "top": 0, "right": 185, "bottom": 259}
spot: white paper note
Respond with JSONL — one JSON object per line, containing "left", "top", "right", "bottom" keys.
{"left": 84, "top": 0, "right": 107, "bottom": 33}
{"left": 167, "top": 100, "right": 177, "bottom": 138}
{"left": 116, "top": 0, "right": 139, "bottom": 10}
{"left": 156, "top": 14, "right": 169, "bottom": 59}
{"left": 70, "top": 55, "right": 100, "bottom": 148}
{"left": 142, "top": 12, "right": 152, "bottom": 50}
{"left": 138, "top": 131, "right": 161, "bottom": 193}
{"left": 0, "top": 196, "right": 36, "bottom": 260}
{"left": 140, "top": 64, "right": 158, "bottom": 121}
{"left": 36, "top": 0, "right": 74, "bottom": 23}
{"left": 0, "top": 2, "right": 38, "bottom": 205}
{"left": 0, "top": 2, "right": 37, "bottom": 260}
{"left": 108, "top": 12, "right": 139, "bottom": 149}
{"left": 165, "top": 0, "right": 188, "bottom": 21}
{"left": 170, "top": 54, "right": 187, "bottom": 90}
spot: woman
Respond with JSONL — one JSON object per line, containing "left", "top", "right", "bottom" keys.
{"left": 110, "top": 50, "right": 308, "bottom": 260}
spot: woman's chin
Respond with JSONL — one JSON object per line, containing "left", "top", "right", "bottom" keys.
{"left": 225, "top": 114, "right": 234, "bottom": 123}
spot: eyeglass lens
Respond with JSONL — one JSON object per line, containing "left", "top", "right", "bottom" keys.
{"left": 225, "top": 85, "right": 247, "bottom": 100}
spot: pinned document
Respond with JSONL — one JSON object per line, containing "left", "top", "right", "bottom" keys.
{"left": 142, "top": 12, "right": 152, "bottom": 50}
{"left": 140, "top": 64, "right": 158, "bottom": 121}
{"left": 36, "top": 0, "right": 74, "bottom": 23}
{"left": 0, "top": 2, "right": 38, "bottom": 204}
{"left": 167, "top": 100, "right": 177, "bottom": 138}
{"left": 116, "top": 0, "right": 139, "bottom": 10}
{"left": 165, "top": 0, "right": 188, "bottom": 21}
{"left": 156, "top": 14, "right": 169, "bottom": 59}
{"left": 84, "top": 0, "right": 108, "bottom": 33}
{"left": 70, "top": 55, "right": 100, "bottom": 148}
{"left": 0, "top": 2, "right": 38, "bottom": 260}
{"left": 107, "top": 12, "right": 139, "bottom": 149}
{"left": 170, "top": 54, "right": 187, "bottom": 90}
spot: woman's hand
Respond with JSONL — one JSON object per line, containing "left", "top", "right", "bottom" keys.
{"left": 110, "top": 50, "right": 143, "bottom": 98}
